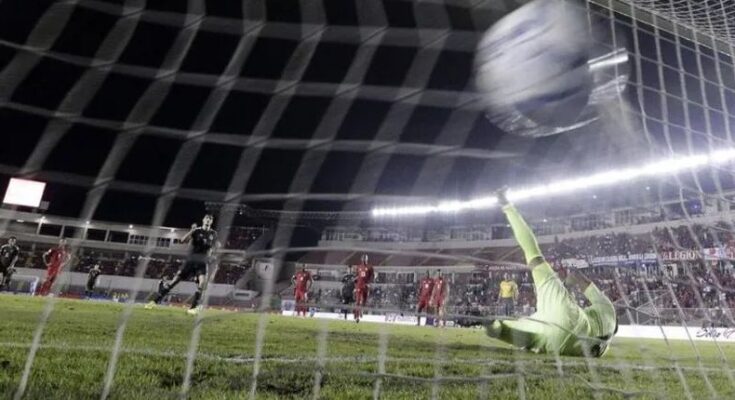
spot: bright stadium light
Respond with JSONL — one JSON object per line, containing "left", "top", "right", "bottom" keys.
{"left": 371, "top": 149, "right": 735, "bottom": 217}
{"left": 3, "top": 178, "right": 46, "bottom": 208}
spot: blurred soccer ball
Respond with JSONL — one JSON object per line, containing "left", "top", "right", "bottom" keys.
{"left": 476, "top": 0, "right": 593, "bottom": 133}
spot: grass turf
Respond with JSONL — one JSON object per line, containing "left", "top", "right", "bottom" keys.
{"left": 1, "top": 295, "right": 735, "bottom": 399}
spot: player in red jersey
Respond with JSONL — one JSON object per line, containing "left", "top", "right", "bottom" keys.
{"left": 37, "top": 238, "right": 71, "bottom": 296}
{"left": 353, "top": 254, "right": 374, "bottom": 323}
{"left": 416, "top": 271, "right": 435, "bottom": 326}
{"left": 431, "top": 269, "right": 449, "bottom": 327}
{"left": 291, "top": 267, "right": 312, "bottom": 317}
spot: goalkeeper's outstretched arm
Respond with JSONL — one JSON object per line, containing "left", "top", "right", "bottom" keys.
{"left": 496, "top": 189, "right": 545, "bottom": 267}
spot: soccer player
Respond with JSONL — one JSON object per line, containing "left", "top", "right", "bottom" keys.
{"left": 340, "top": 265, "right": 356, "bottom": 320}
{"left": 85, "top": 264, "right": 101, "bottom": 298}
{"left": 485, "top": 189, "right": 618, "bottom": 357}
{"left": 291, "top": 267, "right": 312, "bottom": 317}
{"left": 37, "top": 238, "right": 71, "bottom": 296}
{"left": 498, "top": 273, "right": 519, "bottom": 316}
{"left": 431, "top": 269, "right": 448, "bottom": 327}
{"left": 0, "top": 236, "right": 20, "bottom": 290}
{"left": 146, "top": 214, "right": 218, "bottom": 315}
{"left": 353, "top": 254, "right": 374, "bottom": 323}
{"left": 416, "top": 271, "right": 434, "bottom": 326}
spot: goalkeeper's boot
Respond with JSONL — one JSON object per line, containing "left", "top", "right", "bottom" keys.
{"left": 144, "top": 301, "right": 156, "bottom": 310}
{"left": 187, "top": 306, "right": 203, "bottom": 316}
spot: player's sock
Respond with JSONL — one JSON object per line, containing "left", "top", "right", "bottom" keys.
{"left": 190, "top": 289, "right": 202, "bottom": 309}
{"left": 152, "top": 283, "right": 172, "bottom": 304}
{"left": 151, "top": 292, "right": 163, "bottom": 303}
{"left": 501, "top": 204, "right": 543, "bottom": 264}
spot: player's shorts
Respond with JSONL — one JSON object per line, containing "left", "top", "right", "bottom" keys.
{"left": 417, "top": 296, "right": 431, "bottom": 311}
{"left": 501, "top": 298, "right": 515, "bottom": 315}
{"left": 294, "top": 290, "right": 307, "bottom": 302}
{"left": 355, "top": 286, "right": 369, "bottom": 303}
{"left": 46, "top": 265, "right": 61, "bottom": 277}
{"left": 431, "top": 294, "right": 445, "bottom": 309}
{"left": 0, "top": 264, "right": 8, "bottom": 275}
{"left": 341, "top": 286, "right": 354, "bottom": 304}
{"left": 179, "top": 260, "right": 208, "bottom": 281}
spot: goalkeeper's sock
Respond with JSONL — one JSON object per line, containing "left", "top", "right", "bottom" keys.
{"left": 501, "top": 204, "right": 543, "bottom": 264}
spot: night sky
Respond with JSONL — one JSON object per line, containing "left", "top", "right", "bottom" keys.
{"left": 0, "top": 0, "right": 732, "bottom": 228}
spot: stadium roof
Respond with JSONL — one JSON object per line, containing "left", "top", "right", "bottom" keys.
{"left": 0, "top": 0, "right": 730, "bottom": 227}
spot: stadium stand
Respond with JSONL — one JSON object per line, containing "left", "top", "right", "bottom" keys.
{"left": 295, "top": 200, "right": 735, "bottom": 327}
{"left": 3, "top": 200, "right": 735, "bottom": 327}
{"left": 0, "top": 209, "right": 265, "bottom": 304}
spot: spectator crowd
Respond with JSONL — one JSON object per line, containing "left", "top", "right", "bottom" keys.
{"left": 12, "top": 244, "right": 247, "bottom": 285}
{"left": 300, "top": 219, "right": 735, "bottom": 325}
{"left": 6, "top": 217, "right": 735, "bottom": 326}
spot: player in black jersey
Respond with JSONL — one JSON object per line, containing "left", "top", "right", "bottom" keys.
{"left": 85, "top": 264, "right": 101, "bottom": 298}
{"left": 0, "top": 236, "right": 20, "bottom": 290}
{"left": 146, "top": 214, "right": 218, "bottom": 314}
{"left": 340, "top": 265, "right": 356, "bottom": 320}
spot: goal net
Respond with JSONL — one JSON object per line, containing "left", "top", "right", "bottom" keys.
{"left": 0, "top": 0, "right": 734, "bottom": 398}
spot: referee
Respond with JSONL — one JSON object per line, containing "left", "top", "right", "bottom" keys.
{"left": 497, "top": 273, "right": 518, "bottom": 316}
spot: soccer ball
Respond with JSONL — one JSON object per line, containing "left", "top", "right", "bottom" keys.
{"left": 476, "top": 0, "right": 593, "bottom": 132}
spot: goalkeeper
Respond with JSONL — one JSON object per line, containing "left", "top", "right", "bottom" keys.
{"left": 486, "top": 189, "right": 618, "bottom": 357}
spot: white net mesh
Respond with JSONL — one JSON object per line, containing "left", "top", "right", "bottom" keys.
{"left": 0, "top": 0, "right": 735, "bottom": 398}
{"left": 624, "top": 0, "right": 735, "bottom": 45}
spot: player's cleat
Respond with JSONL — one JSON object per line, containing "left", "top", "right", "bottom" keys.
{"left": 144, "top": 301, "right": 156, "bottom": 309}
{"left": 187, "top": 306, "right": 203, "bottom": 315}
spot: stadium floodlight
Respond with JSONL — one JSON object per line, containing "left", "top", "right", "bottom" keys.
{"left": 2, "top": 178, "right": 46, "bottom": 208}
{"left": 372, "top": 149, "right": 735, "bottom": 217}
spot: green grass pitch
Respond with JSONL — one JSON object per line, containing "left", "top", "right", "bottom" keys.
{"left": 1, "top": 295, "right": 735, "bottom": 399}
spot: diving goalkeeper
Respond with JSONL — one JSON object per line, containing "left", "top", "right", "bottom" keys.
{"left": 486, "top": 189, "right": 618, "bottom": 357}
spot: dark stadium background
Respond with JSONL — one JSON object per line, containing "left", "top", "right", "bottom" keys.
{"left": 0, "top": 0, "right": 727, "bottom": 252}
